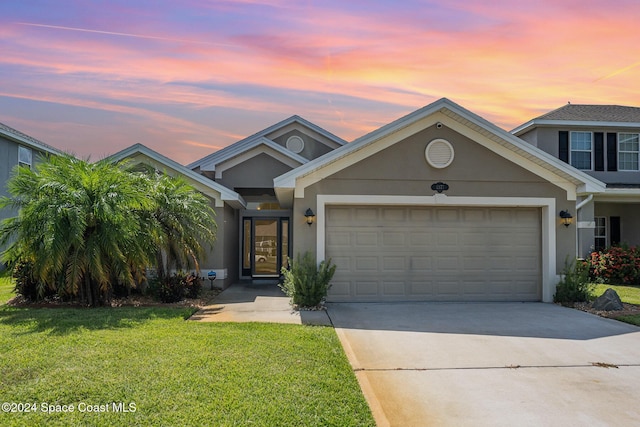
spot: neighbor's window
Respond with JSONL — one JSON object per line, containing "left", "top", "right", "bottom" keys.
{"left": 618, "top": 133, "right": 639, "bottom": 171}
{"left": 18, "top": 145, "right": 32, "bottom": 169}
{"left": 570, "top": 132, "right": 592, "bottom": 170}
{"left": 594, "top": 217, "right": 606, "bottom": 251}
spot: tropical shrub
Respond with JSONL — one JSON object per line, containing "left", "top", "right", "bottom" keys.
{"left": 0, "top": 155, "right": 216, "bottom": 306}
{"left": 554, "top": 258, "right": 594, "bottom": 305}
{"left": 588, "top": 245, "right": 640, "bottom": 286}
{"left": 151, "top": 272, "right": 202, "bottom": 303}
{"left": 12, "top": 259, "right": 53, "bottom": 301}
{"left": 279, "top": 252, "right": 336, "bottom": 308}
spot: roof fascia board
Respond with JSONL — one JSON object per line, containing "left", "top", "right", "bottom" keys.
{"left": 276, "top": 99, "right": 605, "bottom": 200}
{"left": 274, "top": 101, "right": 447, "bottom": 191}
{"left": 265, "top": 119, "right": 346, "bottom": 148}
{"left": 439, "top": 108, "right": 606, "bottom": 194}
{"left": 187, "top": 115, "right": 345, "bottom": 170}
{"left": 0, "top": 128, "right": 63, "bottom": 156}
{"left": 512, "top": 119, "right": 640, "bottom": 135}
{"left": 213, "top": 139, "right": 307, "bottom": 179}
{"left": 199, "top": 136, "right": 309, "bottom": 172}
{"left": 106, "top": 144, "right": 245, "bottom": 208}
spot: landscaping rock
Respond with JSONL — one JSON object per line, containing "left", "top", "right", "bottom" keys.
{"left": 591, "top": 288, "right": 624, "bottom": 311}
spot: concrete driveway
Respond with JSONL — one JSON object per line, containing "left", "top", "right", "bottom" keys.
{"left": 327, "top": 302, "right": 640, "bottom": 427}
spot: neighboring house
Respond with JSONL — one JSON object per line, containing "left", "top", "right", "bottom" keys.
{"left": 0, "top": 122, "right": 63, "bottom": 268}
{"left": 513, "top": 104, "right": 640, "bottom": 256}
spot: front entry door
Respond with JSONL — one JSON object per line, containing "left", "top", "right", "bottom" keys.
{"left": 242, "top": 217, "right": 289, "bottom": 278}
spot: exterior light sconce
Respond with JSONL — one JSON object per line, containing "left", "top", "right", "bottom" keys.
{"left": 559, "top": 210, "right": 573, "bottom": 227}
{"left": 304, "top": 208, "right": 315, "bottom": 226}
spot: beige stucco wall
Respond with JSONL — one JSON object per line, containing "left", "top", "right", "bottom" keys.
{"left": 217, "top": 153, "right": 293, "bottom": 190}
{"left": 291, "top": 124, "right": 576, "bottom": 275}
{"left": 271, "top": 130, "right": 334, "bottom": 160}
{"left": 198, "top": 201, "right": 238, "bottom": 289}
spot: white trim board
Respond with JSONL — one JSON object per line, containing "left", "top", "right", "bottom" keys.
{"left": 316, "top": 194, "right": 557, "bottom": 303}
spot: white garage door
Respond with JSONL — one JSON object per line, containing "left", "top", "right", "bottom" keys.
{"left": 325, "top": 206, "right": 541, "bottom": 302}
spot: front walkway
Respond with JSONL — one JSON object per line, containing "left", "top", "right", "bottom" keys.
{"left": 190, "top": 282, "right": 331, "bottom": 326}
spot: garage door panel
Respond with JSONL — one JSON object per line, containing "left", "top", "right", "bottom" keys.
{"left": 355, "top": 231, "right": 378, "bottom": 246}
{"left": 410, "top": 256, "right": 433, "bottom": 271}
{"left": 355, "top": 207, "right": 379, "bottom": 222}
{"left": 383, "top": 231, "right": 405, "bottom": 246}
{"left": 410, "top": 232, "right": 432, "bottom": 246}
{"left": 383, "top": 281, "right": 406, "bottom": 295}
{"left": 355, "top": 256, "right": 378, "bottom": 271}
{"left": 383, "top": 256, "right": 406, "bottom": 270}
{"left": 326, "top": 206, "right": 541, "bottom": 302}
{"left": 326, "top": 230, "right": 351, "bottom": 246}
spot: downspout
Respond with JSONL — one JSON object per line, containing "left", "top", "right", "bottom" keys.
{"left": 576, "top": 194, "right": 593, "bottom": 211}
{"left": 575, "top": 194, "right": 594, "bottom": 258}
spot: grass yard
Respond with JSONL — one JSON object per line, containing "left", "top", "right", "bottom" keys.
{"left": 0, "top": 275, "right": 374, "bottom": 426}
{"left": 591, "top": 283, "right": 640, "bottom": 326}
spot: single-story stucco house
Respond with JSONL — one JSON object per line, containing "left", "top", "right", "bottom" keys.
{"left": 4, "top": 98, "right": 640, "bottom": 302}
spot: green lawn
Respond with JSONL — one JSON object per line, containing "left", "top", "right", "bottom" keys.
{"left": 0, "top": 275, "right": 374, "bottom": 426}
{"left": 592, "top": 283, "right": 640, "bottom": 326}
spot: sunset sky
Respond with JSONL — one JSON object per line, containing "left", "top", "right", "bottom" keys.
{"left": 1, "top": 0, "right": 639, "bottom": 164}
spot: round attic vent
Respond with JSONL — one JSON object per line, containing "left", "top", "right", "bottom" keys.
{"left": 425, "top": 139, "right": 454, "bottom": 168}
{"left": 286, "top": 135, "right": 305, "bottom": 153}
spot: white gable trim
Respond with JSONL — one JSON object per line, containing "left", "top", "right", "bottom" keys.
{"left": 316, "top": 194, "right": 558, "bottom": 303}
{"left": 106, "top": 144, "right": 245, "bottom": 208}
{"left": 275, "top": 99, "right": 605, "bottom": 202}
{"left": 512, "top": 119, "right": 640, "bottom": 135}
{"left": 188, "top": 115, "right": 345, "bottom": 170}
{"left": 265, "top": 122, "right": 344, "bottom": 150}
{"left": 0, "top": 124, "right": 63, "bottom": 156}
{"left": 206, "top": 138, "right": 308, "bottom": 177}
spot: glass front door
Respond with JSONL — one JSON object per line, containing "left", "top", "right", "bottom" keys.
{"left": 242, "top": 217, "right": 290, "bottom": 278}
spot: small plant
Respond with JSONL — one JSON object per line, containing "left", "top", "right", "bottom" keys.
{"left": 12, "top": 259, "right": 56, "bottom": 301}
{"left": 554, "top": 257, "right": 594, "bottom": 305}
{"left": 279, "top": 252, "right": 336, "bottom": 308}
{"left": 151, "top": 271, "right": 202, "bottom": 303}
{"left": 183, "top": 273, "right": 203, "bottom": 299}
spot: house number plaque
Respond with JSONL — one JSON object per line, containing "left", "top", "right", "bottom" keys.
{"left": 431, "top": 182, "right": 449, "bottom": 193}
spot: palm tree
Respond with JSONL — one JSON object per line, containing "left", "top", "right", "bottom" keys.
{"left": 147, "top": 173, "right": 217, "bottom": 280}
{"left": 0, "top": 154, "right": 154, "bottom": 306}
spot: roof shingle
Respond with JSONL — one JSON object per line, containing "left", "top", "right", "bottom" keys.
{"left": 535, "top": 104, "right": 640, "bottom": 122}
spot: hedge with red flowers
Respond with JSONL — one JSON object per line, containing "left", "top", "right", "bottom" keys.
{"left": 588, "top": 245, "right": 640, "bottom": 286}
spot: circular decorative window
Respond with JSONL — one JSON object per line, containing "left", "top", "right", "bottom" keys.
{"left": 425, "top": 139, "right": 454, "bottom": 168}
{"left": 286, "top": 135, "right": 305, "bottom": 154}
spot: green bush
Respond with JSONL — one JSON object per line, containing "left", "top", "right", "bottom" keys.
{"left": 184, "top": 273, "right": 203, "bottom": 299}
{"left": 151, "top": 272, "right": 202, "bottom": 303}
{"left": 588, "top": 245, "right": 640, "bottom": 286}
{"left": 554, "top": 258, "right": 594, "bottom": 305}
{"left": 12, "top": 259, "right": 56, "bottom": 301}
{"left": 279, "top": 252, "right": 336, "bottom": 308}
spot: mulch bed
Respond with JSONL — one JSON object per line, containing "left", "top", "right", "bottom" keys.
{"left": 6, "top": 288, "right": 222, "bottom": 309}
{"left": 570, "top": 301, "right": 640, "bottom": 319}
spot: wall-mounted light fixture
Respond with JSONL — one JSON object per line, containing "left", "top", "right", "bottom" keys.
{"left": 304, "top": 208, "right": 315, "bottom": 226}
{"left": 559, "top": 210, "right": 573, "bottom": 227}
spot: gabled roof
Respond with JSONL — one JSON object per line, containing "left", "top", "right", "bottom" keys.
{"left": 0, "top": 122, "right": 63, "bottom": 156}
{"left": 106, "top": 143, "right": 245, "bottom": 209}
{"left": 275, "top": 98, "right": 606, "bottom": 205}
{"left": 512, "top": 104, "right": 640, "bottom": 135}
{"left": 187, "top": 115, "right": 346, "bottom": 171}
{"left": 196, "top": 136, "right": 309, "bottom": 174}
